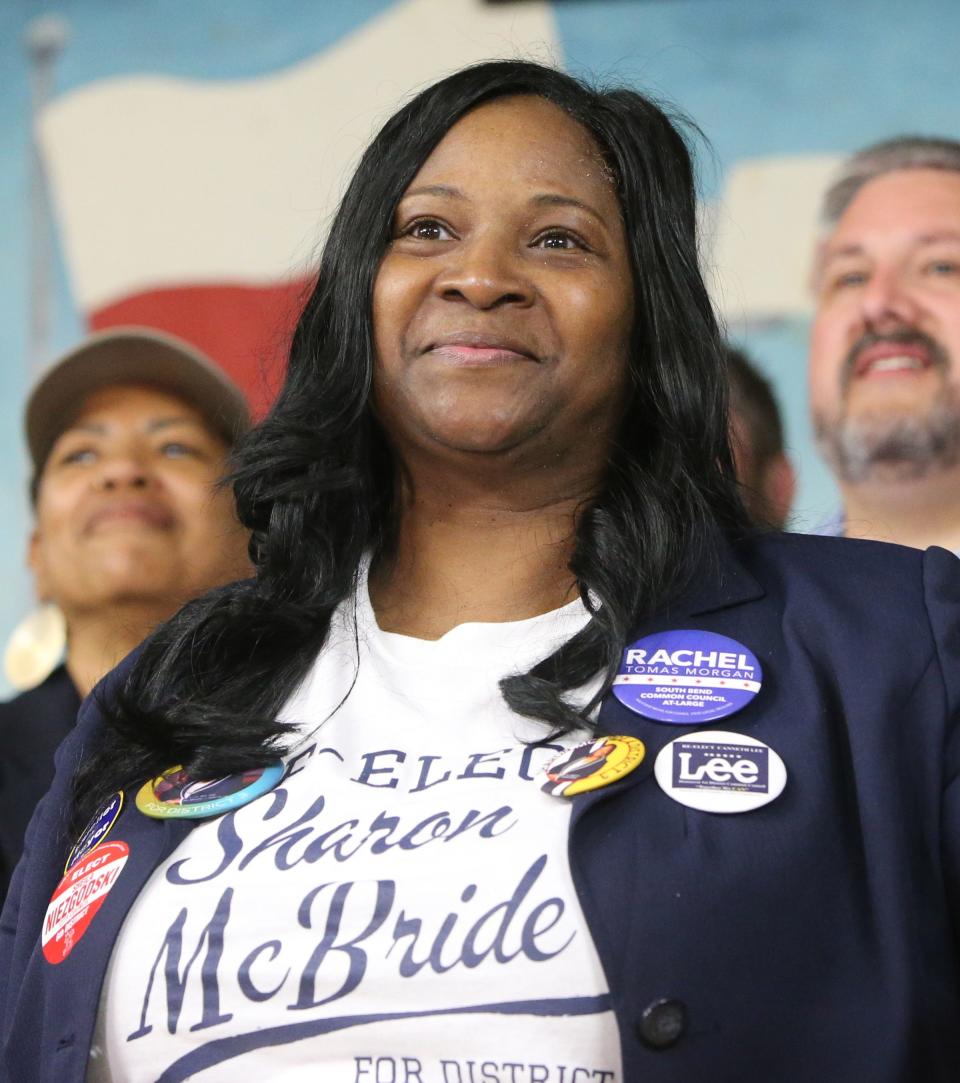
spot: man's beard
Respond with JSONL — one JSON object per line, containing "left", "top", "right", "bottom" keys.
{"left": 815, "top": 328, "right": 960, "bottom": 484}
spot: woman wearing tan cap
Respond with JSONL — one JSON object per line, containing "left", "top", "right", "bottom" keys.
{"left": 0, "top": 327, "right": 251, "bottom": 903}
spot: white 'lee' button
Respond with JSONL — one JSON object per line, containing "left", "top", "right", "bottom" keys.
{"left": 653, "top": 729, "right": 787, "bottom": 813}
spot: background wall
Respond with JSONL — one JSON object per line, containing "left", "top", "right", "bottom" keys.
{"left": 3, "top": 0, "right": 959, "bottom": 694}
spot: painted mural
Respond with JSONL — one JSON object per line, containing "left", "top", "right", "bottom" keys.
{"left": 2, "top": 0, "right": 958, "bottom": 692}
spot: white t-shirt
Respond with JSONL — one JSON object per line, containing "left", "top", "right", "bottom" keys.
{"left": 89, "top": 576, "right": 622, "bottom": 1083}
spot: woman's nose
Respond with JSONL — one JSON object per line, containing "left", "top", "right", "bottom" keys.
{"left": 434, "top": 236, "right": 534, "bottom": 309}
{"left": 94, "top": 451, "right": 153, "bottom": 491}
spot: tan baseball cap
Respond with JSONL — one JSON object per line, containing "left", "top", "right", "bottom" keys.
{"left": 26, "top": 326, "right": 251, "bottom": 477}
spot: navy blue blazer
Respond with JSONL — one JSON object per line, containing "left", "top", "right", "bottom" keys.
{"left": 2, "top": 533, "right": 960, "bottom": 1082}
{"left": 0, "top": 666, "right": 81, "bottom": 906}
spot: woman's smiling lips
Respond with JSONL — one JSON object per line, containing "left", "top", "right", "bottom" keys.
{"left": 424, "top": 331, "right": 539, "bottom": 366}
{"left": 83, "top": 500, "right": 177, "bottom": 535}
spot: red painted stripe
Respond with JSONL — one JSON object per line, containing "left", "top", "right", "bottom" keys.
{"left": 89, "top": 279, "right": 315, "bottom": 418}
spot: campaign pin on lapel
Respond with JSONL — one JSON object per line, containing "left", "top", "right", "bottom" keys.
{"left": 42, "top": 840, "right": 129, "bottom": 964}
{"left": 542, "top": 735, "right": 646, "bottom": 797}
{"left": 613, "top": 630, "right": 762, "bottom": 725}
{"left": 65, "top": 791, "right": 124, "bottom": 872}
{"left": 135, "top": 761, "right": 285, "bottom": 820}
{"left": 653, "top": 729, "right": 786, "bottom": 813}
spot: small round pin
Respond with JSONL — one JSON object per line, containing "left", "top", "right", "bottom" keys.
{"left": 135, "top": 761, "right": 285, "bottom": 820}
{"left": 542, "top": 735, "right": 646, "bottom": 797}
{"left": 613, "top": 629, "right": 762, "bottom": 725}
{"left": 65, "top": 790, "right": 124, "bottom": 872}
{"left": 43, "top": 841, "right": 129, "bottom": 965}
{"left": 653, "top": 729, "right": 787, "bottom": 813}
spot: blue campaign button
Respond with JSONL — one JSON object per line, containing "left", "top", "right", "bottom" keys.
{"left": 613, "top": 629, "right": 762, "bottom": 724}
{"left": 65, "top": 791, "right": 124, "bottom": 871}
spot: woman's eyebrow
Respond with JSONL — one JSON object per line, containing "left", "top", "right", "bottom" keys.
{"left": 533, "top": 193, "right": 602, "bottom": 216}
{"left": 55, "top": 416, "right": 202, "bottom": 442}
{"left": 530, "top": 192, "right": 606, "bottom": 225}
{"left": 401, "top": 184, "right": 466, "bottom": 202}
{"left": 59, "top": 421, "right": 107, "bottom": 437}
{"left": 146, "top": 417, "right": 206, "bottom": 433}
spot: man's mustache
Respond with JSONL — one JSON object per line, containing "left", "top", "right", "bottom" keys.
{"left": 841, "top": 327, "right": 951, "bottom": 393}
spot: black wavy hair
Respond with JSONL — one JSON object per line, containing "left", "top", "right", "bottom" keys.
{"left": 73, "top": 60, "right": 748, "bottom": 827}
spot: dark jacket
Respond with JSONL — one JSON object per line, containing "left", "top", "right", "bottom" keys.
{"left": 2, "top": 534, "right": 960, "bottom": 1082}
{"left": 0, "top": 666, "right": 80, "bottom": 906}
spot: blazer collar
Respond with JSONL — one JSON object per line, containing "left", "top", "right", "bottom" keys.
{"left": 644, "top": 534, "right": 766, "bottom": 624}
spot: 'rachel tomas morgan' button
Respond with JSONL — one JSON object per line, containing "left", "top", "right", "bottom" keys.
{"left": 613, "top": 629, "right": 762, "bottom": 725}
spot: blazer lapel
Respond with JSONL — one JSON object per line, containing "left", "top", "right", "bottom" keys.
{"left": 565, "top": 540, "right": 769, "bottom": 997}
{"left": 33, "top": 797, "right": 195, "bottom": 1081}
{"left": 573, "top": 538, "right": 767, "bottom": 815}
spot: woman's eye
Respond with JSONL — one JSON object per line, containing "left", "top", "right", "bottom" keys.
{"left": 402, "top": 219, "right": 452, "bottom": 242}
{"left": 59, "top": 447, "right": 97, "bottom": 466}
{"left": 159, "top": 442, "right": 201, "bottom": 459}
{"left": 533, "top": 230, "right": 586, "bottom": 252}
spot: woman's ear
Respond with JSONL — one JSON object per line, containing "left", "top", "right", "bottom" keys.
{"left": 28, "top": 527, "right": 52, "bottom": 603}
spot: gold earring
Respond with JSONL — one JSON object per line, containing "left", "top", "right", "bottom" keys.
{"left": 3, "top": 603, "right": 67, "bottom": 692}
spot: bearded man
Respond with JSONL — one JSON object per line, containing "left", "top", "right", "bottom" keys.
{"left": 810, "top": 136, "right": 960, "bottom": 550}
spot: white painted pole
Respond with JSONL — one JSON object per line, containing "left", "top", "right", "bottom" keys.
{"left": 24, "top": 14, "right": 70, "bottom": 372}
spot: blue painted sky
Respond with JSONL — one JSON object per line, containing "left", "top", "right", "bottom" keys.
{"left": 558, "top": 0, "right": 960, "bottom": 168}
{"left": 2, "top": 0, "right": 957, "bottom": 689}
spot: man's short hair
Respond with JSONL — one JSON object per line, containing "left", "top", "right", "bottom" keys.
{"left": 821, "top": 135, "right": 960, "bottom": 228}
{"left": 726, "top": 347, "right": 785, "bottom": 468}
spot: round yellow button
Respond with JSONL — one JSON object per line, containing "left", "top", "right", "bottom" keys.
{"left": 542, "top": 735, "right": 646, "bottom": 797}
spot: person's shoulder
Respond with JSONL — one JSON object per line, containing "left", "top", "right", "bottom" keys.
{"left": 0, "top": 665, "right": 78, "bottom": 714}
{"left": 0, "top": 647, "right": 142, "bottom": 762}
{"left": 734, "top": 530, "right": 941, "bottom": 608}
{"left": 0, "top": 666, "right": 80, "bottom": 749}
{"left": 739, "top": 528, "right": 933, "bottom": 572}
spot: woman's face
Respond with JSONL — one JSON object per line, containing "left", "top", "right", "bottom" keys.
{"left": 29, "top": 383, "right": 251, "bottom": 621}
{"left": 372, "top": 95, "right": 634, "bottom": 471}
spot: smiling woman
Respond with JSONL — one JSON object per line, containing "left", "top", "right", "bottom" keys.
{"left": 3, "top": 61, "right": 960, "bottom": 1083}
{"left": 372, "top": 96, "right": 633, "bottom": 465}
{"left": 22, "top": 332, "right": 253, "bottom": 695}
{"left": 369, "top": 95, "right": 635, "bottom": 638}
{"left": 0, "top": 328, "right": 251, "bottom": 906}
{"left": 32, "top": 385, "right": 245, "bottom": 650}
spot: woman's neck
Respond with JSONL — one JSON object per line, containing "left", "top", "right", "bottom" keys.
{"left": 369, "top": 468, "right": 591, "bottom": 640}
{"left": 64, "top": 601, "right": 172, "bottom": 696}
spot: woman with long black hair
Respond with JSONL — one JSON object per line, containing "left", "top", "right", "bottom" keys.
{"left": 2, "top": 60, "right": 960, "bottom": 1083}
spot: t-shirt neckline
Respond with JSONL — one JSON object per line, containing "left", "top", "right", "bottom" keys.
{"left": 355, "top": 561, "right": 591, "bottom": 671}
